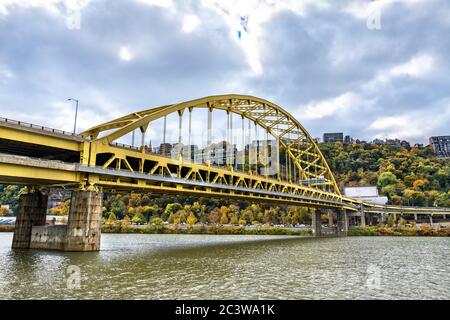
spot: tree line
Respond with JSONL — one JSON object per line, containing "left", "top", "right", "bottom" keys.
{"left": 0, "top": 143, "right": 448, "bottom": 223}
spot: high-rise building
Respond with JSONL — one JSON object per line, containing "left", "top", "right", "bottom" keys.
{"left": 323, "top": 132, "right": 343, "bottom": 143}
{"left": 429, "top": 136, "right": 450, "bottom": 158}
{"left": 159, "top": 143, "right": 172, "bottom": 156}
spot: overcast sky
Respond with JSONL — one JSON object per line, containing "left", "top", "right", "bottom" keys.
{"left": 0, "top": 0, "right": 449, "bottom": 145}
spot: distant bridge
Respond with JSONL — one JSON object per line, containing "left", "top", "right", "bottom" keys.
{"left": 1, "top": 95, "right": 448, "bottom": 251}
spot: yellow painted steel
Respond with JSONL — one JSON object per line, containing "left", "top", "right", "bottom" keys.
{"left": 81, "top": 94, "right": 340, "bottom": 194}
{"left": 0, "top": 162, "right": 78, "bottom": 184}
{"left": 0, "top": 94, "right": 449, "bottom": 215}
{"left": 0, "top": 125, "right": 80, "bottom": 152}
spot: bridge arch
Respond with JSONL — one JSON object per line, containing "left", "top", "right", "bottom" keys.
{"left": 80, "top": 94, "right": 340, "bottom": 195}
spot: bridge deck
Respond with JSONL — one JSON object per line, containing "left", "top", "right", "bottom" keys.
{"left": 0, "top": 116, "right": 449, "bottom": 215}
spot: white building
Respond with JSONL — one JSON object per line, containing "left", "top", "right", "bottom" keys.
{"left": 344, "top": 186, "right": 388, "bottom": 205}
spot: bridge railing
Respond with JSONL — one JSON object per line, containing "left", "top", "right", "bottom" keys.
{"left": 110, "top": 142, "right": 140, "bottom": 151}
{"left": 0, "top": 117, "right": 76, "bottom": 137}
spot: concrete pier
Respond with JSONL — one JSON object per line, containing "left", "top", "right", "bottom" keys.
{"left": 328, "top": 210, "right": 334, "bottom": 227}
{"left": 336, "top": 209, "right": 349, "bottom": 236}
{"left": 312, "top": 209, "right": 322, "bottom": 236}
{"left": 12, "top": 190, "right": 48, "bottom": 249}
{"left": 367, "top": 213, "right": 373, "bottom": 226}
{"left": 65, "top": 190, "right": 102, "bottom": 251}
{"left": 13, "top": 190, "right": 102, "bottom": 252}
{"left": 360, "top": 205, "right": 366, "bottom": 227}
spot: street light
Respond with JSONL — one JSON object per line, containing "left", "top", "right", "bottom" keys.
{"left": 68, "top": 98, "right": 79, "bottom": 134}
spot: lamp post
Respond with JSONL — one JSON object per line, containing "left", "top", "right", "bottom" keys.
{"left": 68, "top": 98, "right": 79, "bottom": 134}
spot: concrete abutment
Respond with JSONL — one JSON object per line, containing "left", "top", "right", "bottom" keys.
{"left": 12, "top": 190, "right": 102, "bottom": 252}
{"left": 12, "top": 191, "right": 48, "bottom": 249}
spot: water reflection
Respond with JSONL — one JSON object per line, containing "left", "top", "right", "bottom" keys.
{"left": 0, "top": 233, "right": 448, "bottom": 300}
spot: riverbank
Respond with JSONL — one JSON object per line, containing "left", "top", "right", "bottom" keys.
{"left": 348, "top": 225, "right": 450, "bottom": 237}
{"left": 102, "top": 223, "right": 450, "bottom": 237}
{"left": 101, "top": 223, "right": 313, "bottom": 236}
{"left": 2, "top": 222, "right": 449, "bottom": 237}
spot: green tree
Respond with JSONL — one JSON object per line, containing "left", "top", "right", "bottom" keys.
{"left": 163, "top": 203, "right": 183, "bottom": 221}
{"left": 378, "top": 172, "right": 399, "bottom": 188}
{"left": 187, "top": 212, "right": 198, "bottom": 225}
{"left": 387, "top": 213, "right": 395, "bottom": 227}
{"left": 106, "top": 212, "right": 117, "bottom": 224}
{"left": 110, "top": 199, "right": 127, "bottom": 219}
{"left": 220, "top": 210, "right": 229, "bottom": 225}
{"left": 121, "top": 215, "right": 131, "bottom": 227}
{"left": 132, "top": 212, "right": 146, "bottom": 224}
{"left": 229, "top": 214, "right": 238, "bottom": 225}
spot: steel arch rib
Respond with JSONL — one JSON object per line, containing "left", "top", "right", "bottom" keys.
{"left": 79, "top": 94, "right": 341, "bottom": 196}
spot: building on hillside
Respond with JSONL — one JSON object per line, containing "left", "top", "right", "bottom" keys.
{"left": 344, "top": 135, "right": 353, "bottom": 144}
{"left": 323, "top": 132, "right": 343, "bottom": 143}
{"left": 370, "top": 138, "right": 410, "bottom": 147}
{"left": 344, "top": 186, "right": 388, "bottom": 205}
{"left": 400, "top": 140, "right": 410, "bottom": 148}
{"left": 372, "top": 138, "right": 384, "bottom": 145}
{"left": 429, "top": 136, "right": 450, "bottom": 158}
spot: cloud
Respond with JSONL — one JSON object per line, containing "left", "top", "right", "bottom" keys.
{"left": 368, "top": 99, "right": 450, "bottom": 140}
{"left": 119, "top": 46, "right": 133, "bottom": 62}
{"left": 343, "top": 0, "right": 427, "bottom": 20}
{"left": 296, "top": 92, "right": 375, "bottom": 120}
{"left": 182, "top": 14, "right": 201, "bottom": 33}
{"left": 0, "top": 65, "right": 14, "bottom": 80}
{"left": 137, "top": 0, "right": 174, "bottom": 9}
{"left": 365, "top": 53, "right": 437, "bottom": 91}
{"left": 389, "top": 54, "right": 435, "bottom": 78}
{"left": 0, "top": 0, "right": 449, "bottom": 145}
{"left": 200, "top": 0, "right": 331, "bottom": 75}
{"left": 0, "top": 0, "right": 90, "bottom": 15}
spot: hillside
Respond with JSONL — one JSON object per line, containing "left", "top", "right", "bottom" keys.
{"left": 0, "top": 143, "right": 448, "bottom": 223}
{"left": 319, "top": 143, "right": 450, "bottom": 207}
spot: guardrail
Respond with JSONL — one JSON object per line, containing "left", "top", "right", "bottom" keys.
{"left": 364, "top": 204, "right": 450, "bottom": 213}
{"left": 109, "top": 142, "right": 140, "bottom": 151}
{"left": 0, "top": 117, "right": 76, "bottom": 137}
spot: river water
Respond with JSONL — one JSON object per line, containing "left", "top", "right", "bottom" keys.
{"left": 0, "top": 233, "right": 448, "bottom": 300}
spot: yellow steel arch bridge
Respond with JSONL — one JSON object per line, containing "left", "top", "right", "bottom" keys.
{"left": 0, "top": 94, "right": 449, "bottom": 216}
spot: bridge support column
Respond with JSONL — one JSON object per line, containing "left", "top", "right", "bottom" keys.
{"left": 360, "top": 211, "right": 366, "bottom": 227}
{"left": 367, "top": 213, "right": 373, "bottom": 226}
{"left": 65, "top": 191, "right": 102, "bottom": 251}
{"left": 328, "top": 210, "right": 333, "bottom": 227}
{"left": 360, "top": 205, "right": 366, "bottom": 227}
{"left": 336, "top": 209, "right": 348, "bottom": 237}
{"left": 312, "top": 209, "right": 321, "bottom": 237}
{"left": 27, "top": 190, "right": 102, "bottom": 251}
{"left": 414, "top": 213, "right": 418, "bottom": 222}
{"left": 12, "top": 190, "right": 48, "bottom": 249}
